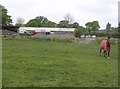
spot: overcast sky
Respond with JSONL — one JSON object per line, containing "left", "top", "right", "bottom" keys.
{"left": 1, "top": 0, "right": 119, "bottom": 29}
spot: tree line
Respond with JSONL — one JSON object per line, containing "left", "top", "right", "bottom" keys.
{"left": 0, "top": 4, "right": 119, "bottom": 38}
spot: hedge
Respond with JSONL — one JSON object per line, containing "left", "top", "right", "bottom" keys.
{"left": 83, "top": 32, "right": 119, "bottom": 38}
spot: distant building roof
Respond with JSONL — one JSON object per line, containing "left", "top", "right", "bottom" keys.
{"left": 18, "top": 27, "right": 75, "bottom": 32}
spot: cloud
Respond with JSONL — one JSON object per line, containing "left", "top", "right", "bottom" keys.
{"left": 0, "top": 0, "right": 118, "bottom": 28}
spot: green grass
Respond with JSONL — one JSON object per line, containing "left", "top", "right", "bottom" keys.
{"left": 2, "top": 38, "right": 118, "bottom": 87}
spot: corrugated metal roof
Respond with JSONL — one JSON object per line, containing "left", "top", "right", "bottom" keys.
{"left": 18, "top": 27, "right": 75, "bottom": 32}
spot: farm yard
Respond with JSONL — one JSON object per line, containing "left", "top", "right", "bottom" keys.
{"left": 2, "top": 37, "right": 118, "bottom": 87}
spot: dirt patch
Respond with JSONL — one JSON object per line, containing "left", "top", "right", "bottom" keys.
{"left": 73, "top": 38, "right": 97, "bottom": 44}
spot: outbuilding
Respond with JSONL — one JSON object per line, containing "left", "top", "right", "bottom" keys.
{"left": 18, "top": 27, "right": 75, "bottom": 35}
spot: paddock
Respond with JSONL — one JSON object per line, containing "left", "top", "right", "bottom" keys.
{"left": 2, "top": 38, "right": 118, "bottom": 87}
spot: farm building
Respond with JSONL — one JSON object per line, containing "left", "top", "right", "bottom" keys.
{"left": 18, "top": 27, "right": 75, "bottom": 35}
{"left": 0, "top": 25, "right": 19, "bottom": 35}
{"left": 2, "top": 25, "right": 19, "bottom": 32}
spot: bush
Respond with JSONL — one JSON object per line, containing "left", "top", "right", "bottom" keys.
{"left": 74, "top": 29, "right": 82, "bottom": 38}
{"left": 83, "top": 32, "right": 119, "bottom": 38}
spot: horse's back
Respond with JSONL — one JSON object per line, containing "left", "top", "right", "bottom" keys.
{"left": 100, "top": 40, "right": 107, "bottom": 49}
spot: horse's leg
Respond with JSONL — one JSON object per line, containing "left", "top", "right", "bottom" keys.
{"left": 107, "top": 47, "right": 110, "bottom": 59}
{"left": 107, "top": 51, "right": 110, "bottom": 58}
{"left": 100, "top": 48, "right": 102, "bottom": 56}
{"left": 104, "top": 50, "right": 107, "bottom": 57}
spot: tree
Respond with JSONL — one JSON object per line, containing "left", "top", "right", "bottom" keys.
{"left": 110, "top": 27, "right": 118, "bottom": 32}
{"left": 46, "top": 21, "right": 57, "bottom": 27}
{"left": 15, "top": 17, "right": 25, "bottom": 27}
{"left": 118, "top": 22, "right": 120, "bottom": 33}
{"left": 74, "top": 29, "right": 82, "bottom": 38}
{"left": 58, "top": 13, "right": 75, "bottom": 28}
{"left": 106, "top": 22, "right": 111, "bottom": 32}
{"left": 85, "top": 21, "right": 100, "bottom": 33}
{"left": 57, "top": 20, "right": 69, "bottom": 28}
{"left": 63, "top": 13, "right": 74, "bottom": 24}
{"left": 0, "top": 4, "right": 12, "bottom": 25}
{"left": 26, "top": 19, "right": 38, "bottom": 27}
{"left": 26, "top": 16, "right": 49, "bottom": 27}
{"left": 78, "top": 26, "right": 86, "bottom": 33}
{"left": 91, "top": 21, "right": 100, "bottom": 33}
{"left": 35, "top": 16, "right": 49, "bottom": 27}
{"left": 85, "top": 22, "right": 92, "bottom": 33}
{"left": 70, "top": 22, "right": 79, "bottom": 28}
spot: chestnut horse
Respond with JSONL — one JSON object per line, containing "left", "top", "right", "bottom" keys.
{"left": 100, "top": 37, "right": 111, "bottom": 58}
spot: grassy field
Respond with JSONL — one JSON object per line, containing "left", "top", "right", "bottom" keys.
{"left": 2, "top": 38, "right": 118, "bottom": 87}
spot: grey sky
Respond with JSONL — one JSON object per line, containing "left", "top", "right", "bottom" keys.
{"left": 1, "top": 0, "right": 119, "bottom": 29}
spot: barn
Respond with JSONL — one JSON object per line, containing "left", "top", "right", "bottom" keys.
{"left": 18, "top": 27, "right": 75, "bottom": 35}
